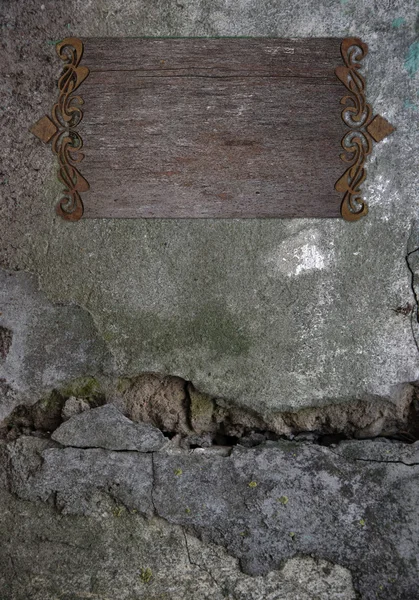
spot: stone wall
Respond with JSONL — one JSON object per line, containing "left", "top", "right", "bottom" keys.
{"left": 1, "top": 1, "right": 419, "bottom": 598}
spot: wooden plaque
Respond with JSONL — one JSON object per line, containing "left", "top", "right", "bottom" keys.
{"left": 30, "top": 37, "right": 395, "bottom": 221}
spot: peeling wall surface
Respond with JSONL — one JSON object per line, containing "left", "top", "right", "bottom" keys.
{"left": 1, "top": 0, "right": 419, "bottom": 415}
{"left": 1, "top": 1, "right": 419, "bottom": 598}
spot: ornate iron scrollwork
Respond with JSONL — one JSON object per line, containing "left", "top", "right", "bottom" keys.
{"left": 335, "top": 38, "right": 395, "bottom": 221}
{"left": 30, "top": 37, "right": 89, "bottom": 221}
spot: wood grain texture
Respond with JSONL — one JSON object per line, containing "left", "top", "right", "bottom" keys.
{"left": 78, "top": 38, "right": 347, "bottom": 218}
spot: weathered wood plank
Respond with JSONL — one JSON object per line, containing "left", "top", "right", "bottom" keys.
{"left": 76, "top": 38, "right": 347, "bottom": 218}
{"left": 82, "top": 37, "right": 342, "bottom": 78}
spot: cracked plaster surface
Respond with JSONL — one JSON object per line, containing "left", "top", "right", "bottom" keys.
{"left": 1, "top": 433, "right": 418, "bottom": 599}
{"left": 1, "top": 0, "right": 419, "bottom": 414}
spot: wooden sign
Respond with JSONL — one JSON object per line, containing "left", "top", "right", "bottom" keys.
{"left": 30, "top": 37, "right": 394, "bottom": 221}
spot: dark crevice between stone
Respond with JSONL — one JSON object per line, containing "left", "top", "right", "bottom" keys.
{"left": 0, "top": 326, "right": 13, "bottom": 361}
{"left": 1, "top": 375, "right": 419, "bottom": 452}
{"left": 150, "top": 452, "right": 158, "bottom": 515}
{"left": 405, "top": 245, "right": 419, "bottom": 354}
{"left": 182, "top": 529, "right": 222, "bottom": 591}
{"left": 317, "top": 432, "right": 349, "bottom": 446}
{"left": 329, "top": 448, "right": 419, "bottom": 467}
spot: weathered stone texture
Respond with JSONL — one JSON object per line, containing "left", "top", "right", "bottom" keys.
{"left": 0, "top": 487, "right": 358, "bottom": 600}
{"left": 1, "top": 1, "right": 419, "bottom": 598}
{"left": 52, "top": 404, "right": 167, "bottom": 451}
{"left": 2, "top": 436, "right": 418, "bottom": 599}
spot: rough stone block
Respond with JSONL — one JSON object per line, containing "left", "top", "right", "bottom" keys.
{"left": 52, "top": 403, "right": 166, "bottom": 452}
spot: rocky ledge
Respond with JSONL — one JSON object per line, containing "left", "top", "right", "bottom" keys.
{"left": 0, "top": 404, "right": 418, "bottom": 599}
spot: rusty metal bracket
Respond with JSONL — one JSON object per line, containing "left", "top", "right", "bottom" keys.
{"left": 30, "top": 37, "right": 89, "bottom": 221}
{"left": 335, "top": 37, "right": 395, "bottom": 222}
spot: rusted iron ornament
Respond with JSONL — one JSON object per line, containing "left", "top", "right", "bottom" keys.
{"left": 30, "top": 38, "right": 89, "bottom": 221}
{"left": 335, "top": 37, "right": 395, "bottom": 221}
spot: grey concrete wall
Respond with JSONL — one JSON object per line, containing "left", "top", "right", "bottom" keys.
{"left": 1, "top": 5, "right": 419, "bottom": 597}
{"left": 1, "top": 0, "right": 419, "bottom": 419}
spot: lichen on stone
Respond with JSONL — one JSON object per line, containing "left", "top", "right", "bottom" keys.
{"left": 139, "top": 567, "right": 153, "bottom": 584}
